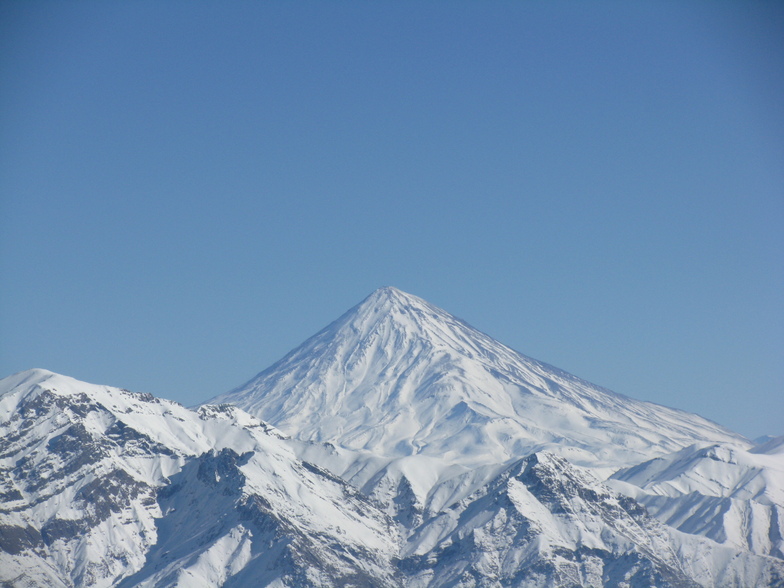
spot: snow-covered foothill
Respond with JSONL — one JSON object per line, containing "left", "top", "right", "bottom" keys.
{"left": 0, "top": 369, "right": 398, "bottom": 587}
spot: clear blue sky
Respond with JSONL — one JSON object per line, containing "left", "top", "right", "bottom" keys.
{"left": 1, "top": 1, "right": 782, "bottom": 439}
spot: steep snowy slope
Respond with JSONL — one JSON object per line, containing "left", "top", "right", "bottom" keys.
{"left": 608, "top": 439, "right": 784, "bottom": 559}
{"left": 211, "top": 287, "right": 747, "bottom": 469}
{"left": 0, "top": 369, "right": 399, "bottom": 587}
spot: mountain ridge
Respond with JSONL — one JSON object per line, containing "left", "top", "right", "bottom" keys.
{"left": 2, "top": 367, "right": 782, "bottom": 587}
{"left": 0, "top": 368, "right": 400, "bottom": 587}
{"left": 2, "top": 288, "right": 781, "bottom": 587}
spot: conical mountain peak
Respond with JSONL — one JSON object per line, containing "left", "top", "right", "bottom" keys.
{"left": 352, "top": 286, "right": 448, "bottom": 321}
{"left": 351, "top": 286, "right": 432, "bottom": 322}
{"left": 366, "top": 285, "right": 409, "bottom": 302}
{"left": 337, "top": 287, "right": 471, "bottom": 346}
{"left": 209, "top": 289, "right": 745, "bottom": 467}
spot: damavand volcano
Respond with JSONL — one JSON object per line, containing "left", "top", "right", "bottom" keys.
{"left": 210, "top": 286, "right": 745, "bottom": 468}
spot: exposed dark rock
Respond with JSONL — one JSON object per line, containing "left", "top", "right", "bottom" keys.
{"left": 196, "top": 448, "right": 250, "bottom": 495}
{"left": 0, "top": 524, "right": 43, "bottom": 554}
{"left": 75, "top": 469, "right": 148, "bottom": 518}
{"left": 41, "top": 517, "right": 88, "bottom": 545}
{"left": 105, "top": 419, "right": 176, "bottom": 456}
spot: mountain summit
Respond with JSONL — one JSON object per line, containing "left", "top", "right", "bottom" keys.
{"left": 210, "top": 287, "right": 745, "bottom": 467}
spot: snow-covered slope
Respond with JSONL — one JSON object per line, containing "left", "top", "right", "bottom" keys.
{"left": 401, "top": 452, "right": 783, "bottom": 587}
{"left": 3, "top": 368, "right": 780, "bottom": 587}
{"left": 0, "top": 369, "right": 399, "bottom": 587}
{"left": 608, "top": 439, "right": 784, "bottom": 559}
{"left": 211, "top": 287, "right": 747, "bottom": 469}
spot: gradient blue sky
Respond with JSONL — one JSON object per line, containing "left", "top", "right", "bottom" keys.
{"left": 1, "top": 2, "right": 782, "bottom": 438}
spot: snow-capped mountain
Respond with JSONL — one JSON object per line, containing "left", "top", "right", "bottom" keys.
{"left": 0, "top": 369, "right": 399, "bottom": 587}
{"left": 203, "top": 287, "right": 784, "bottom": 586}
{"left": 211, "top": 286, "right": 747, "bottom": 470}
{"left": 2, "top": 287, "right": 783, "bottom": 587}
{"left": 3, "top": 370, "right": 781, "bottom": 588}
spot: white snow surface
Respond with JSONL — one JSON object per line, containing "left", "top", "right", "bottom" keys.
{"left": 400, "top": 452, "right": 783, "bottom": 587}
{"left": 201, "top": 287, "right": 784, "bottom": 585}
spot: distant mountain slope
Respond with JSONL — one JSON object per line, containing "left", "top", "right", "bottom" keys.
{"left": 608, "top": 439, "right": 784, "bottom": 559}
{"left": 210, "top": 287, "right": 747, "bottom": 468}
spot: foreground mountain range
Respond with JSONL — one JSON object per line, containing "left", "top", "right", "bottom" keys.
{"left": 1, "top": 287, "right": 782, "bottom": 587}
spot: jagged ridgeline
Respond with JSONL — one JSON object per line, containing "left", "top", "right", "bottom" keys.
{"left": 1, "top": 288, "right": 783, "bottom": 587}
